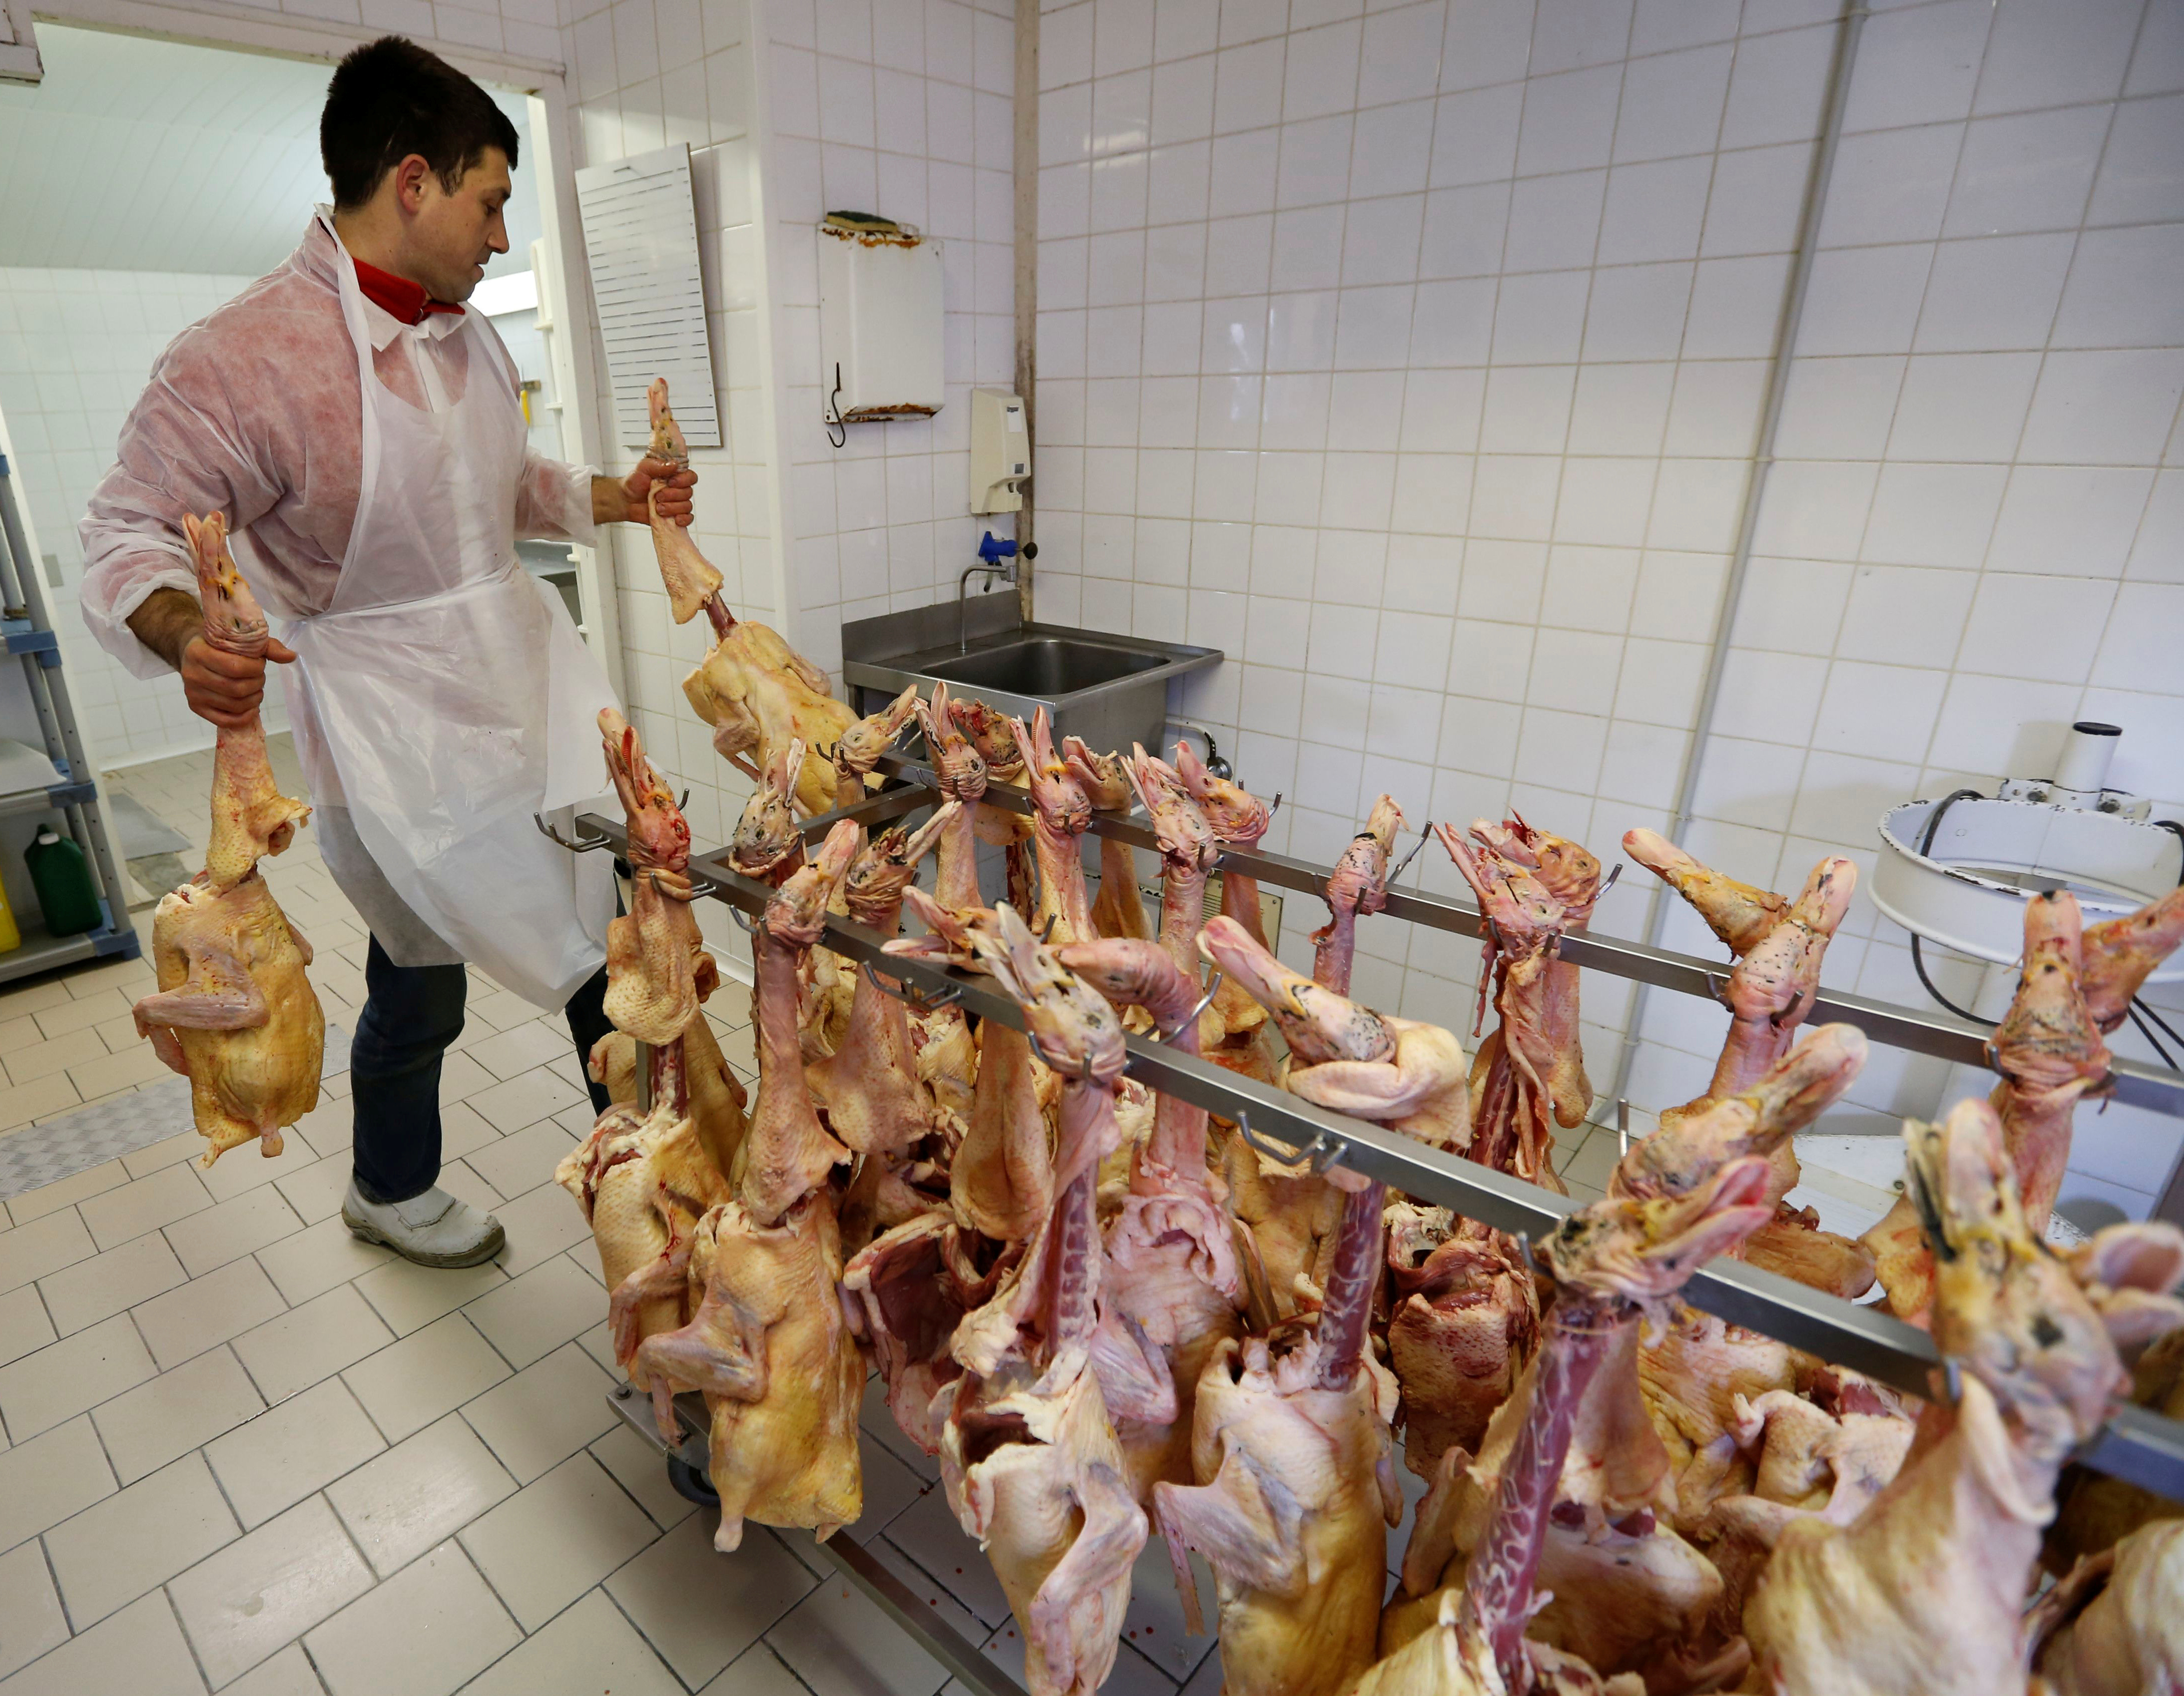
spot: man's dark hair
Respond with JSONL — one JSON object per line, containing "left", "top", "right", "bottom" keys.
{"left": 321, "top": 36, "right": 520, "bottom": 210}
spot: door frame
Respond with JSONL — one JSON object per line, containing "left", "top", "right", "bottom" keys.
{"left": 22, "top": 0, "right": 626, "bottom": 695}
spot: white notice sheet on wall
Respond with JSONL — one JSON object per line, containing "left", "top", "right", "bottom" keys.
{"left": 573, "top": 143, "right": 720, "bottom": 452}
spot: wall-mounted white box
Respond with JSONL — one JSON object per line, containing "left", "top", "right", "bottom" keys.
{"left": 969, "top": 389, "right": 1028, "bottom": 513}
{"left": 817, "top": 218, "right": 944, "bottom": 425}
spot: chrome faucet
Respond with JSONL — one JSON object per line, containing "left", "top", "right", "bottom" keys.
{"left": 958, "top": 532, "right": 1037, "bottom": 651}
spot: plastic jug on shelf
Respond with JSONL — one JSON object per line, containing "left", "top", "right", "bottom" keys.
{"left": 0, "top": 869, "right": 21, "bottom": 953}
{"left": 24, "top": 826, "right": 100, "bottom": 936}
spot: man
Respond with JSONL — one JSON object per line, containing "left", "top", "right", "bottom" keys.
{"left": 80, "top": 37, "right": 691, "bottom": 1269}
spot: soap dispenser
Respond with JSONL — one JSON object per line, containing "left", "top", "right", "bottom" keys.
{"left": 969, "top": 389, "right": 1029, "bottom": 514}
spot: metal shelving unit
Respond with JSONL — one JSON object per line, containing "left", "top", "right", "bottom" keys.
{"left": 0, "top": 454, "right": 140, "bottom": 981}
{"left": 555, "top": 745, "right": 2184, "bottom": 1696}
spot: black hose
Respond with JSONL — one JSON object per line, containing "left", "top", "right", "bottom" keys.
{"left": 2128, "top": 1003, "right": 2180, "bottom": 1071}
{"left": 1910, "top": 790, "right": 1995, "bottom": 1026}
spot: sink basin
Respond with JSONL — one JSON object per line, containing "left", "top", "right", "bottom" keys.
{"left": 841, "top": 607, "right": 1221, "bottom": 765}
{"left": 923, "top": 637, "right": 1170, "bottom": 695}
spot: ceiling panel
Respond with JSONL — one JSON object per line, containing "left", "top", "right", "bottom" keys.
{"left": 0, "top": 24, "right": 540, "bottom": 280}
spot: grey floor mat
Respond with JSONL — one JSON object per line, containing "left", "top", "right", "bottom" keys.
{"left": 106, "top": 792, "right": 190, "bottom": 858}
{"left": 0, "top": 1022, "right": 352, "bottom": 1201}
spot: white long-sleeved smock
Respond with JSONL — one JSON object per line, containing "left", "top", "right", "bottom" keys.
{"left": 78, "top": 214, "right": 596, "bottom": 678}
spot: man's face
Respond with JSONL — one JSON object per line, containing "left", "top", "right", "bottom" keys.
{"left": 404, "top": 147, "right": 512, "bottom": 303}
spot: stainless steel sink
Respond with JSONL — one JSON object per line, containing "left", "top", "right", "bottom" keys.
{"left": 841, "top": 599, "right": 1221, "bottom": 761}
{"left": 922, "top": 636, "right": 1172, "bottom": 696}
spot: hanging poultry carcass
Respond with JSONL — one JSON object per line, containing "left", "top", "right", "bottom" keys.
{"left": 638, "top": 378, "right": 724, "bottom": 629}
{"left": 914, "top": 682, "right": 990, "bottom": 911}
{"left": 133, "top": 512, "right": 323, "bottom": 1165}
{"left": 1175, "top": 740, "right": 1276, "bottom": 946}
{"left": 1009, "top": 707, "right": 1095, "bottom": 946}
{"left": 1149, "top": 913, "right": 1475, "bottom": 1696}
{"left": 556, "top": 1038, "right": 729, "bottom": 1382}
{"left": 2049, "top": 1313, "right": 2184, "bottom": 1576}
{"left": 2029, "top": 1518, "right": 2184, "bottom": 1696}
{"left": 726, "top": 736, "right": 808, "bottom": 887}
{"left": 1368, "top": 1154, "right": 1781, "bottom": 1696}
{"left": 831, "top": 683, "right": 920, "bottom": 796}
{"left": 1170, "top": 743, "right": 1280, "bottom": 1070}
{"left": 1612, "top": 1028, "right": 1867, "bottom": 1495}
{"left": 681, "top": 603, "right": 854, "bottom": 815}
{"left": 1313, "top": 794, "right": 1407, "bottom": 996}
{"left": 843, "top": 888, "right": 1055, "bottom": 1455}
{"left": 1055, "top": 935, "right": 1246, "bottom": 1500}
{"left": 1434, "top": 821, "right": 1582, "bottom": 1191}
{"left": 1624, "top": 832, "right": 1869, "bottom": 1298}
{"left": 1741, "top": 1099, "right": 2184, "bottom": 1696}
{"left": 1383, "top": 1204, "right": 1539, "bottom": 1484}
{"left": 1864, "top": 890, "right": 2115, "bottom": 1324}
{"left": 1150, "top": 1155, "right": 1404, "bottom": 1696}
{"left": 1384, "top": 1029, "right": 1872, "bottom": 1688}
{"left": 812, "top": 803, "right": 960, "bottom": 1251}
{"left": 558, "top": 709, "right": 735, "bottom": 1376}
{"left": 1474, "top": 815, "right": 1602, "bottom": 1132}
{"left": 1198, "top": 913, "right": 1467, "bottom": 1318}
{"left": 588, "top": 1020, "right": 748, "bottom": 1188}
{"left": 1124, "top": 744, "right": 1223, "bottom": 1048}
{"left": 2080, "top": 884, "right": 2184, "bottom": 1035}
{"left": 897, "top": 902, "right": 1148, "bottom": 1696}
{"left": 629, "top": 822, "right": 865, "bottom": 1550}
{"left": 583, "top": 709, "right": 747, "bottom": 1175}
{"left": 1065, "top": 738, "right": 1155, "bottom": 944}
{"left": 948, "top": 692, "right": 1039, "bottom": 911}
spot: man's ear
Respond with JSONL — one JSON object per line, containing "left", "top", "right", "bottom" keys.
{"left": 392, "top": 154, "right": 434, "bottom": 214}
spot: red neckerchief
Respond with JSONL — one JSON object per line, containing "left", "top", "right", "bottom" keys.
{"left": 353, "top": 257, "right": 464, "bottom": 326}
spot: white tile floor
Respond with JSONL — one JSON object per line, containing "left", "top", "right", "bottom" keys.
{"left": 0, "top": 740, "right": 1307, "bottom": 1695}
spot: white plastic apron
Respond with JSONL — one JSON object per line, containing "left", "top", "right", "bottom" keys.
{"left": 274, "top": 212, "right": 616, "bottom": 1008}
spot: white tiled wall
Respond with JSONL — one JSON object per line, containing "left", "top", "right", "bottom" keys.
{"left": 1029, "top": 0, "right": 2184, "bottom": 1211}
{"left": 555, "top": 0, "right": 777, "bottom": 977}
{"left": 0, "top": 269, "right": 275, "bottom": 766}
{"left": 758, "top": 0, "right": 1023, "bottom": 685}
{"left": 554, "top": 0, "right": 1025, "bottom": 974}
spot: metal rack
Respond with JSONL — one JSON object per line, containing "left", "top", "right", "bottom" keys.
{"left": 560, "top": 750, "right": 2184, "bottom": 1695}
{"left": 0, "top": 454, "right": 140, "bottom": 981}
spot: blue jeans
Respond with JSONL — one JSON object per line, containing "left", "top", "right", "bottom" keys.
{"left": 349, "top": 934, "right": 612, "bottom": 1205}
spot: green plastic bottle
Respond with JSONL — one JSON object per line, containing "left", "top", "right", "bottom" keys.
{"left": 24, "top": 827, "right": 100, "bottom": 936}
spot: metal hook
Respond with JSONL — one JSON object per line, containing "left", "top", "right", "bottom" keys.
{"left": 1231, "top": 1110, "right": 1298, "bottom": 1167}
{"left": 1155, "top": 971, "right": 1225, "bottom": 1044}
{"left": 1770, "top": 989, "right": 1807, "bottom": 1030}
{"left": 861, "top": 959, "right": 964, "bottom": 1015}
{"left": 726, "top": 905, "right": 763, "bottom": 938}
{"left": 1304, "top": 1128, "right": 1350, "bottom": 1176}
{"left": 1702, "top": 971, "right": 1731, "bottom": 1007}
{"left": 1516, "top": 1231, "right": 1536, "bottom": 1272}
{"left": 1389, "top": 832, "right": 1429, "bottom": 885}
{"left": 1942, "top": 1355, "right": 1964, "bottom": 1405}
{"left": 678, "top": 789, "right": 690, "bottom": 812}
{"left": 534, "top": 812, "right": 615, "bottom": 854}
{"left": 1601, "top": 861, "right": 1623, "bottom": 894}
{"left": 1268, "top": 792, "right": 1284, "bottom": 817}
{"left": 1229, "top": 1107, "right": 1346, "bottom": 1173}
{"left": 1025, "top": 1026, "right": 1098, "bottom": 1083}
{"left": 1617, "top": 1098, "right": 1631, "bottom": 1159}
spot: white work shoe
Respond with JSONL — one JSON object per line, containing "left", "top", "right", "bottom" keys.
{"left": 342, "top": 1181, "right": 506, "bottom": 1269}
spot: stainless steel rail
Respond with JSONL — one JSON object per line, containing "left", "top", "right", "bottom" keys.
{"left": 575, "top": 806, "right": 2184, "bottom": 1500}
{"left": 833, "top": 753, "right": 2184, "bottom": 1120}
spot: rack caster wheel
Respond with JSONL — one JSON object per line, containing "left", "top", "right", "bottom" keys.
{"left": 666, "top": 1454, "right": 719, "bottom": 1507}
